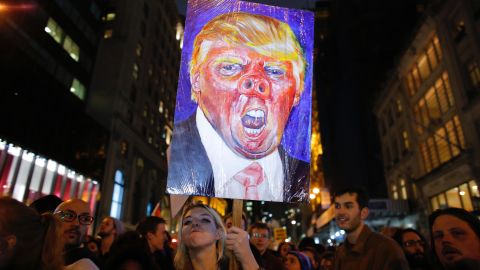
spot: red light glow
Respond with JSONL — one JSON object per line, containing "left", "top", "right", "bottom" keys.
{"left": 0, "top": 3, "right": 36, "bottom": 12}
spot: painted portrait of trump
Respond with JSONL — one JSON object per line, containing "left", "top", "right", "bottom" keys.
{"left": 167, "top": 0, "right": 313, "bottom": 203}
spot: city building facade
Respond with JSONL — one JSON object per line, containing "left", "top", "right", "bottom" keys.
{"left": 88, "top": 0, "right": 182, "bottom": 225}
{"left": 374, "top": 0, "right": 480, "bottom": 230}
{"left": 0, "top": 0, "right": 107, "bottom": 212}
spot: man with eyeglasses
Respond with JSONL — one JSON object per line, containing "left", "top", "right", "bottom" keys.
{"left": 249, "top": 222, "right": 286, "bottom": 270}
{"left": 54, "top": 199, "right": 99, "bottom": 270}
{"left": 393, "top": 228, "right": 435, "bottom": 270}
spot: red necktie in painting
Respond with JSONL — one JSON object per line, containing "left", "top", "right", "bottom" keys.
{"left": 232, "top": 162, "right": 265, "bottom": 200}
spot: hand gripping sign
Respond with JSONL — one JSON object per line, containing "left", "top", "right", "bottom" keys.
{"left": 167, "top": 0, "right": 313, "bottom": 203}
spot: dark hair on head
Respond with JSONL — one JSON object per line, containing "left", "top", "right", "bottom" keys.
{"left": 223, "top": 212, "right": 248, "bottom": 229}
{"left": 105, "top": 231, "right": 159, "bottom": 270}
{"left": 29, "top": 195, "right": 63, "bottom": 214}
{"left": 249, "top": 222, "right": 271, "bottom": 237}
{"left": 429, "top": 207, "right": 480, "bottom": 241}
{"left": 0, "top": 197, "right": 64, "bottom": 270}
{"left": 136, "top": 216, "right": 166, "bottom": 238}
{"left": 392, "top": 228, "right": 427, "bottom": 247}
{"left": 333, "top": 186, "right": 369, "bottom": 209}
{"left": 278, "top": 241, "right": 296, "bottom": 252}
{"left": 320, "top": 251, "right": 335, "bottom": 262}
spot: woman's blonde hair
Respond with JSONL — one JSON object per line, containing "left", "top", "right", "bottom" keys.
{"left": 174, "top": 202, "right": 226, "bottom": 270}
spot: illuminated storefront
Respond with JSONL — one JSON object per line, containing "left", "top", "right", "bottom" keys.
{"left": 0, "top": 138, "right": 100, "bottom": 213}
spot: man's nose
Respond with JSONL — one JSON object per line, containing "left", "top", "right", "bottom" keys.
{"left": 237, "top": 73, "right": 271, "bottom": 98}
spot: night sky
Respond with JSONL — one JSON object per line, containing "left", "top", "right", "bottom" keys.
{"left": 176, "top": 0, "right": 424, "bottom": 198}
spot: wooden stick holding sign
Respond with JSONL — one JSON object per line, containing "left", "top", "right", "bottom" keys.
{"left": 229, "top": 199, "right": 243, "bottom": 270}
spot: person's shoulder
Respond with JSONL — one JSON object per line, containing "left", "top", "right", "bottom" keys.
{"left": 65, "top": 258, "right": 99, "bottom": 270}
{"left": 369, "top": 230, "right": 403, "bottom": 252}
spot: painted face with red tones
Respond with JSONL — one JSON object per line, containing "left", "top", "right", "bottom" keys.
{"left": 192, "top": 40, "right": 300, "bottom": 159}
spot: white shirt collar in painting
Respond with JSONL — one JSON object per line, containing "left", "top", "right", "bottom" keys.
{"left": 196, "top": 108, "right": 284, "bottom": 202}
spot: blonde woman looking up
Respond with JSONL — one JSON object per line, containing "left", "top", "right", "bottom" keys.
{"left": 174, "top": 202, "right": 260, "bottom": 270}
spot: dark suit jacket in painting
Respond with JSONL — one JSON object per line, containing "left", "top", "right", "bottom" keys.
{"left": 167, "top": 112, "right": 309, "bottom": 203}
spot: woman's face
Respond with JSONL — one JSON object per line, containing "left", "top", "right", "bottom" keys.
{"left": 284, "top": 254, "right": 302, "bottom": 270}
{"left": 181, "top": 207, "right": 220, "bottom": 250}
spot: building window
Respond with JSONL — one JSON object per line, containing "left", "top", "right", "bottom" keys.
{"left": 400, "top": 178, "right": 408, "bottom": 199}
{"left": 419, "top": 115, "right": 465, "bottom": 174}
{"left": 44, "top": 18, "right": 80, "bottom": 61}
{"left": 430, "top": 181, "right": 478, "bottom": 212}
{"left": 70, "top": 79, "right": 85, "bottom": 100}
{"left": 452, "top": 19, "right": 466, "bottom": 43}
{"left": 396, "top": 99, "right": 403, "bottom": 113}
{"left": 413, "top": 72, "right": 455, "bottom": 135}
{"left": 405, "top": 35, "right": 442, "bottom": 96}
{"left": 136, "top": 42, "right": 143, "bottom": 57}
{"left": 45, "top": 18, "right": 63, "bottom": 43}
{"left": 133, "top": 63, "right": 139, "bottom": 80}
{"left": 120, "top": 141, "right": 128, "bottom": 157}
{"left": 105, "top": 12, "right": 116, "bottom": 21}
{"left": 159, "top": 101, "right": 165, "bottom": 114}
{"left": 391, "top": 182, "right": 398, "bottom": 200}
{"left": 143, "top": 104, "right": 148, "bottom": 118}
{"left": 63, "top": 36, "right": 79, "bottom": 61}
{"left": 104, "top": 29, "right": 113, "bottom": 39}
{"left": 468, "top": 61, "right": 480, "bottom": 88}
{"left": 402, "top": 130, "right": 410, "bottom": 151}
{"left": 110, "top": 170, "right": 124, "bottom": 219}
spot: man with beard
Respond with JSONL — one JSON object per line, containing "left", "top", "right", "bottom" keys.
{"left": 429, "top": 208, "right": 480, "bottom": 270}
{"left": 393, "top": 228, "right": 435, "bottom": 269}
{"left": 167, "top": 12, "right": 310, "bottom": 203}
{"left": 333, "top": 187, "right": 408, "bottom": 270}
{"left": 97, "top": 216, "right": 125, "bottom": 266}
{"left": 54, "top": 199, "right": 99, "bottom": 269}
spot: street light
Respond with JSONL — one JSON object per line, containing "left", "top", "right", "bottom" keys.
{"left": 309, "top": 193, "right": 316, "bottom": 200}
{"left": 313, "top": 187, "right": 320, "bottom": 194}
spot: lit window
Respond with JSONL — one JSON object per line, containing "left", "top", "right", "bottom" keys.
{"left": 431, "top": 197, "right": 439, "bottom": 211}
{"left": 70, "top": 79, "right": 85, "bottom": 100}
{"left": 45, "top": 18, "right": 63, "bottom": 44}
{"left": 446, "top": 187, "right": 462, "bottom": 208}
{"left": 110, "top": 170, "right": 124, "bottom": 219}
{"left": 106, "top": 12, "right": 116, "bottom": 21}
{"left": 392, "top": 183, "right": 398, "bottom": 200}
{"left": 143, "top": 104, "right": 148, "bottom": 117}
{"left": 402, "top": 131, "right": 409, "bottom": 150}
{"left": 158, "top": 101, "right": 164, "bottom": 113}
{"left": 120, "top": 141, "right": 128, "bottom": 157}
{"left": 165, "top": 126, "right": 172, "bottom": 145}
{"left": 396, "top": 99, "right": 402, "bottom": 113}
{"left": 63, "top": 36, "right": 79, "bottom": 61}
{"left": 104, "top": 29, "right": 113, "bottom": 39}
{"left": 468, "top": 62, "right": 480, "bottom": 88}
{"left": 133, "top": 63, "right": 139, "bottom": 80}
{"left": 418, "top": 53, "right": 431, "bottom": 80}
{"left": 400, "top": 178, "right": 408, "bottom": 199}
{"left": 459, "top": 183, "right": 473, "bottom": 211}
{"left": 136, "top": 42, "right": 143, "bottom": 57}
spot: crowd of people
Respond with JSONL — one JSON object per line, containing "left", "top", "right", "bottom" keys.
{"left": 1, "top": 187, "right": 479, "bottom": 270}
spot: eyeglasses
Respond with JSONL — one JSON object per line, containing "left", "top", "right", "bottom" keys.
{"left": 55, "top": 210, "right": 94, "bottom": 225}
{"left": 251, "top": 232, "right": 268, "bottom": 239}
{"left": 403, "top": 240, "right": 425, "bottom": 247}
